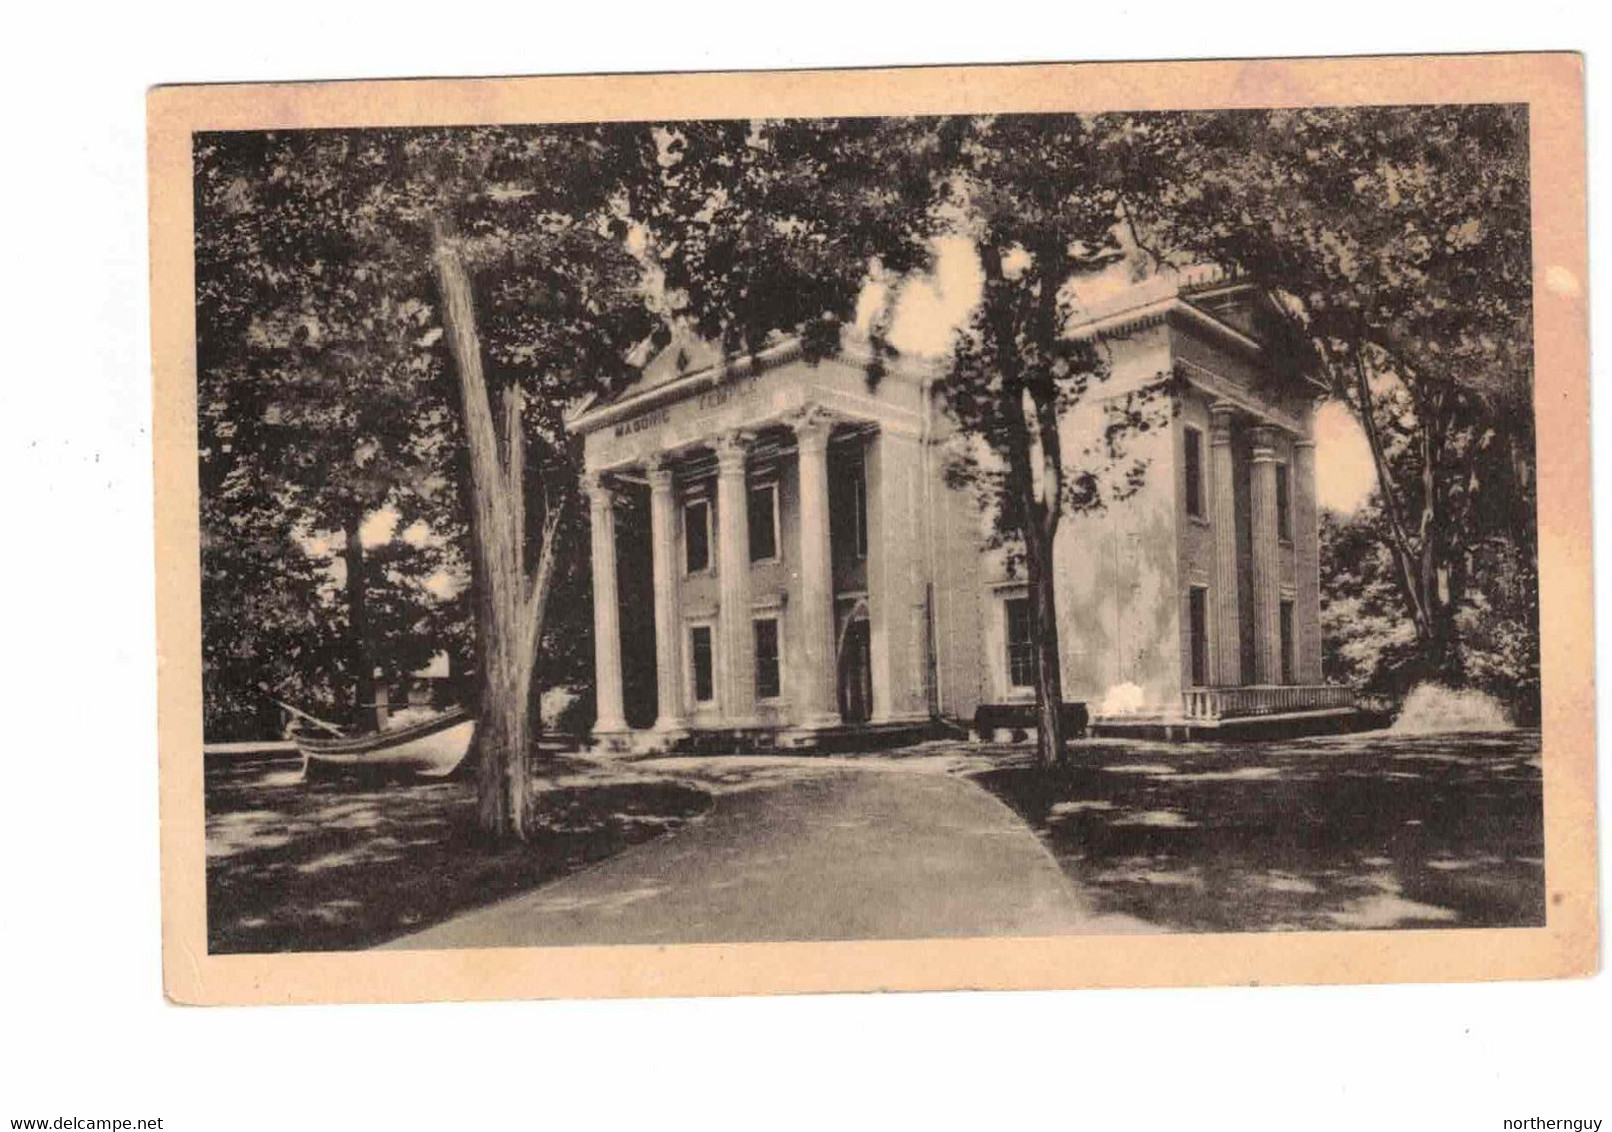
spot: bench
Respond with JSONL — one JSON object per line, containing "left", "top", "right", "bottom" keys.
{"left": 973, "top": 701, "right": 1089, "bottom": 739}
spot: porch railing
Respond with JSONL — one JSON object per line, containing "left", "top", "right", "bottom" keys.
{"left": 1182, "top": 684, "right": 1356, "bottom": 721}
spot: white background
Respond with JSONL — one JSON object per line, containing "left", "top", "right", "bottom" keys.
{"left": 0, "top": 4, "right": 1605, "bottom": 1129}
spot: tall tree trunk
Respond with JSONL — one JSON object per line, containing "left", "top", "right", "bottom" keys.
{"left": 1000, "top": 385, "right": 1069, "bottom": 769}
{"left": 1024, "top": 493, "right": 1067, "bottom": 768}
{"left": 342, "top": 510, "right": 372, "bottom": 727}
{"left": 979, "top": 246, "right": 1071, "bottom": 770}
{"left": 1349, "top": 351, "right": 1432, "bottom": 644}
{"left": 430, "top": 220, "right": 566, "bottom": 842}
{"left": 1351, "top": 348, "right": 1472, "bottom": 684}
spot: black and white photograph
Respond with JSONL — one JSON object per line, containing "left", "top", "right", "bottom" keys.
{"left": 183, "top": 93, "right": 1568, "bottom": 961}
{"left": 2, "top": 23, "right": 1604, "bottom": 1132}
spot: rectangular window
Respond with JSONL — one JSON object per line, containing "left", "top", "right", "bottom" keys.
{"left": 1189, "top": 586, "right": 1209, "bottom": 687}
{"left": 1005, "top": 597, "right": 1035, "bottom": 689}
{"left": 1279, "top": 600, "right": 1295, "bottom": 685}
{"left": 690, "top": 624, "right": 714, "bottom": 704}
{"left": 684, "top": 498, "right": 711, "bottom": 574}
{"left": 748, "top": 481, "right": 779, "bottom": 563}
{"left": 754, "top": 617, "right": 781, "bottom": 700}
{"left": 1184, "top": 426, "right": 1205, "bottom": 519}
{"left": 1275, "top": 463, "right": 1292, "bottom": 542}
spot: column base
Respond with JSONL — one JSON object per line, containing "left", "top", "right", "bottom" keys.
{"left": 590, "top": 724, "right": 632, "bottom": 755}
{"left": 794, "top": 711, "right": 844, "bottom": 731}
{"left": 870, "top": 709, "right": 933, "bottom": 726}
{"left": 775, "top": 713, "right": 842, "bottom": 748}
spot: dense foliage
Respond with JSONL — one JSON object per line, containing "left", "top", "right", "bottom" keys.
{"left": 1321, "top": 503, "right": 1540, "bottom": 724}
{"left": 195, "top": 131, "right": 465, "bottom": 736}
{"left": 195, "top": 125, "right": 657, "bottom": 834}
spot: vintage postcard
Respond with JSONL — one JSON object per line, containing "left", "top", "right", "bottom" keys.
{"left": 150, "top": 53, "right": 1596, "bottom": 1006}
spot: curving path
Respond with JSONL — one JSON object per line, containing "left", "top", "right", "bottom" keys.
{"left": 383, "top": 768, "right": 1150, "bottom": 950}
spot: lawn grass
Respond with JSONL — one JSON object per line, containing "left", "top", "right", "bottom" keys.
{"left": 205, "top": 757, "right": 712, "bottom": 953}
{"left": 207, "top": 730, "right": 1547, "bottom": 948}
{"left": 972, "top": 730, "right": 1544, "bottom": 933}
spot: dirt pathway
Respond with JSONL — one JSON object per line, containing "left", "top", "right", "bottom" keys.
{"left": 384, "top": 768, "right": 1150, "bottom": 949}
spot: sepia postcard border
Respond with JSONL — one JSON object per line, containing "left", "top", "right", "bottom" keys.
{"left": 150, "top": 52, "right": 1597, "bottom": 1006}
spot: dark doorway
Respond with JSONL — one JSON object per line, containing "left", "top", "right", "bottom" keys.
{"left": 1188, "top": 585, "right": 1209, "bottom": 688}
{"left": 829, "top": 434, "right": 870, "bottom": 596}
{"left": 838, "top": 615, "right": 873, "bottom": 724}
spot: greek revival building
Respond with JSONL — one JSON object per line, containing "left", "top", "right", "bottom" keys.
{"left": 567, "top": 276, "right": 1352, "bottom": 749}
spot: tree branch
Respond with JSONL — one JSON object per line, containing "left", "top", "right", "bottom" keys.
{"left": 430, "top": 219, "right": 507, "bottom": 587}
{"left": 1352, "top": 348, "right": 1431, "bottom": 635}
{"left": 1117, "top": 193, "right": 1169, "bottom": 272}
{"left": 502, "top": 381, "right": 525, "bottom": 580}
{"left": 520, "top": 490, "right": 567, "bottom": 667}
{"left": 1034, "top": 393, "right": 1065, "bottom": 542}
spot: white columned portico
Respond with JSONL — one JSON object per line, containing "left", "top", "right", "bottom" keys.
{"left": 1248, "top": 426, "right": 1282, "bottom": 685}
{"left": 1209, "top": 403, "right": 1242, "bottom": 686}
{"left": 792, "top": 408, "right": 841, "bottom": 729}
{"left": 646, "top": 456, "right": 687, "bottom": 737}
{"left": 713, "top": 431, "right": 755, "bottom": 726}
{"left": 585, "top": 473, "right": 628, "bottom": 738}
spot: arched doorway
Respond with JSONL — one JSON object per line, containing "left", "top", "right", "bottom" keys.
{"left": 836, "top": 598, "right": 873, "bottom": 724}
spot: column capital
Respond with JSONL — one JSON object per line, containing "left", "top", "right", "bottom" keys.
{"left": 581, "top": 472, "right": 615, "bottom": 507}
{"left": 645, "top": 454, "right": 675, "bottom": 492}
{"left": 1249, "top": 425, "right": 1282, "bottom": 462}
{"left": 713, "top": 430, "right": 751, "bottom": 474}
{"left": 1209, "top": 401, "right": 1237, "bottom": 445}
{"left": 789, "top": 405, "right": 836, "bottom": 451}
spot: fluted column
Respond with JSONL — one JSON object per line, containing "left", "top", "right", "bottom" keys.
{"left": 1209, "top": 403, "right": 1242, "bottom": 686}
{"left": 586, "top": 473, "right": 627, "bottom": 737}
{"left": 1293, "top": 436, "right": 1323, "bottom": 683}
{"left": 1248, "top": 426, "right": 1282, "bottom": 685}
{"left": 646, "top": 457, "right": 687, "bottom": 736}
{"left": 714, "top": 432, "right": 755, "bottom": 725}
{"left": 793, "top": 408, "right": 841, "bottom": 728}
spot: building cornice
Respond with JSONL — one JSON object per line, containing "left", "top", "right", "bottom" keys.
{"left": 1067, "top": 294, "right": 1265, "bottom": 360}
{"left": 572, "top": 283, "right": 1280, "bottom": 437}
{"left": 567, "top": 337, "right": 803, "bottom": 436}
{"left": 1177, "top": 358, "right": 1308, "bottom": 437}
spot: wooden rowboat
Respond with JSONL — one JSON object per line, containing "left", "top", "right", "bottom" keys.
{"left": 295, "top": 707, "right": 475, "bottom": 780}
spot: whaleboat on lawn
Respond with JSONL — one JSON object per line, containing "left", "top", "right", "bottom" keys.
{"left": 293, "top": 706, "right": 476, "bottom": 780}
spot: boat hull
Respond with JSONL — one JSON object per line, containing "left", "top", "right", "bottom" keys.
{"left": 296, "top": 710, "right": 475, "bottom": 780}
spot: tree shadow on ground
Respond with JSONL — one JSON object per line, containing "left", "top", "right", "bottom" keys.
{"left": 973, "top": 731, "right": 1544, "bottom": 933}
{"left": 205, "top": 758, "right": 712, "bottom": 953}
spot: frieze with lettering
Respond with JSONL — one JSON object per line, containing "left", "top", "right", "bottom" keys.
{"left": 613, "top": 407, "right": 671, "bottom": 438}
{"left": 610, "top": 376, "right": 763, "bottom": 440}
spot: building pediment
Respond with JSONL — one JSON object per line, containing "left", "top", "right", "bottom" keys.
{"left": 571, "top": 328, "right": 936, "bottom": 474}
